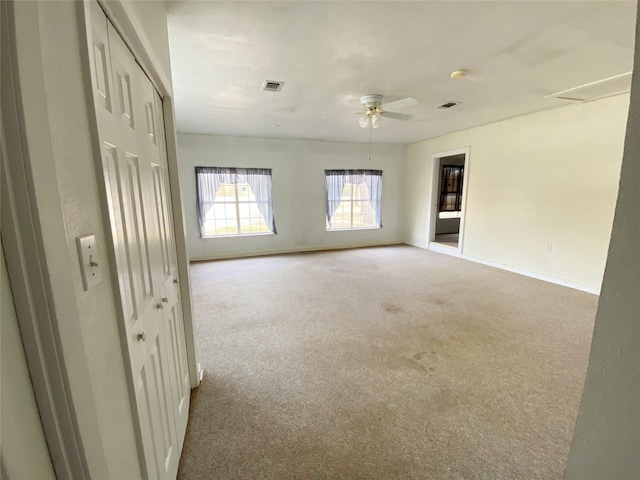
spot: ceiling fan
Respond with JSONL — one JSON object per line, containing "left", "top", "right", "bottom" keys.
{"left": 357, "top": 94, "right": 417, "bottom": 129}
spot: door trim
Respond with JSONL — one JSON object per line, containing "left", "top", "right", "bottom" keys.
{"left": 428, "top": 146, "right": 471, "bottom": 257}
{"left": 1, "top": 2, "right": 109, "bottom": 477}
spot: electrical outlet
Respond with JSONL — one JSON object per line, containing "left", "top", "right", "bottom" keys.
{"left": 547, "top": 244, "right": 553, "bottom": 253}
{"left": 77, "top": 234, "right": 102, "bottom": 291}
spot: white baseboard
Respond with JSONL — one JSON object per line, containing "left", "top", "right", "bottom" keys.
{"left": 459, "top": 254, "right": 601, "bottom": 295}
{"left": 189, "top": 241, "right": 404, "bottom": 263}
{"left": 196, "top": 363, "right": 204, "bottom": 386}
{"left": 191, "top": 241, "right": 601, "bottom": 295}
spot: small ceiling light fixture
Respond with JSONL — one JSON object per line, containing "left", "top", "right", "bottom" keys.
{"left": 371, "top": 113, "right": 382, "bottom": 129}
{"left": 450, "top": 68, "right": 468, "bottom": 79}
{"left": 359, "top": 112, "right": 382, "bottom": 129}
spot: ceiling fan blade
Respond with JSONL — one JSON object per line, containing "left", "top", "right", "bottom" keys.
{"left": 381, "top": 97, "right": 417, "bottom": 111}
{"left": 380, "top": 111, "right": 413, "bottom": 121}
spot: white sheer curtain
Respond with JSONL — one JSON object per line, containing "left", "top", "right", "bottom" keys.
{"left": 195, "top": 167, "right": 277, "bottom": 235}
{"left": 325, "top": 169, "right": 383, "bottom": 227}
{"left": 325, "top": 171, "right": 347, "bottom": 228}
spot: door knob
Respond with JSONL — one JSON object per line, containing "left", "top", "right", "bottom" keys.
{"left": 156, "top": 302, "right": 164, "bottom": 310}
{"left": 162, "top": 297, "right": 169, "bottom": 303}
{"left": 137, "top": 331, "right": 146, "bottom": 341}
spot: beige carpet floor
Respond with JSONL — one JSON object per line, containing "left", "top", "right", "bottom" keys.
{"left": 178, "top": 245, "right": 596, "bottom": 480}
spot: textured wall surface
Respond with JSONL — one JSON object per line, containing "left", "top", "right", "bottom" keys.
{"left": 36, "top": 2, "right": 142, "bottom": 478}
{"left": 405, "top": 94, "right": 629, "bottom": 290}
{"left": 565, "top": 5, "right": 640, "bottom": 477}
{"left": 178, "top": 134, "right": 407, "bottom": 260}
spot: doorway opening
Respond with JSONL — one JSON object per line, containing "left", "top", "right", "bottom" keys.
{"left": 429, "top": 148, "right": 469, "bottom": 255}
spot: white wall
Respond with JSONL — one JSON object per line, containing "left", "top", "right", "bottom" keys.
{"left": 1, "top": 242, "right": 56, "bottom": 480}
{"left": 405, "top": 94, "right": 629, "bottom": 291}
{"left": 34, "top": 2, "right": 142, "bottom": 477}
{"left": 565, "top": 5, "right": 640, "bottom": 476}
{"left": 178, "top": 134, "right": 407, "bottom": 260}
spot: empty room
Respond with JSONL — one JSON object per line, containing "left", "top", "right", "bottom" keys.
{"left": 2, "top": 1, "right": 638, "bottom": 480}
{"left": 168, "top": 1, "right": 637, "bottom": 478}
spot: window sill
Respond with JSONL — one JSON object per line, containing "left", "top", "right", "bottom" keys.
{"left": 326, "top": 227, "right": 382, "bottom": 232}
{"left": 201, "top": 232, "right": 275, "bottom": 239}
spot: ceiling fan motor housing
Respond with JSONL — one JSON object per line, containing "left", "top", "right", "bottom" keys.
{"left": 360, "top": 94, "right": 384, "bottom": 111}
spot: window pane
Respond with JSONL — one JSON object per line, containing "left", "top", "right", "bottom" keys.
{"left": 328, "top": 199, "right": 352, "bottom": 229}
{"left": 341, "top": 183, "right": 352, "bottom": 199}
{"left": 238, "top": 203, "right": 250, "bottom": 219}
{"left": 218, "top": 184, "right": 235, "bottom": 199}
{"left": 354, "top": 182, "right": 371, "bottom": 201}
{"left": 327, "top": 181, "right": 379, "bottom": 230}
{"left": 352, "top": 201, "right": 377, "bottom": 228}
{"left": 237, "top": 183, "right": 251, "bottom": 202}
{"left": 240, "top": 219, "right": 270, "bottom": 234}
{"left": 219, "top": 218, "right": 238, "bottom": 235}
{"left": 224, "top": 203, "right": 237, "bottom": 221}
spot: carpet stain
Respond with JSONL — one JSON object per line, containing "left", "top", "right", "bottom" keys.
{"left": 383, "top": 303, "right": 403, "bottom": 314}
{"left": 406, "top": 351, "right": 439, "bottom": 374}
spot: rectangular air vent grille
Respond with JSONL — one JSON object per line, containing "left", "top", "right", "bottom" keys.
{"left": 262, "top": 80, "right": 284, "bottom": 92}
{"left": 438, "top": 101, "right": 460, "bottom": 109}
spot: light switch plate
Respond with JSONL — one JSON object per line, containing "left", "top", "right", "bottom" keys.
{"left": 77, "top": 234, "right": 102, "bottom": 291}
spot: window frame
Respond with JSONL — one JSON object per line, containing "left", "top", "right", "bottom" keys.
{"left": 325, "top": 169, "right": 383, "bottom": 232}
{"left": 195, "top": 167, "right": 276, "bottom": 238}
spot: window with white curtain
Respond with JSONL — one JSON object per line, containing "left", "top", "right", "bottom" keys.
{"left": 196, "top": 167, "right": 277, "bottom": 237}
{"left": 325, "top": 170, "right": 383, "bottom": 231}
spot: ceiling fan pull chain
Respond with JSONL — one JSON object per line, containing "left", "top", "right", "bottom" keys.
{"left": 369, "top": 122, "right": 372, "bottom": 161}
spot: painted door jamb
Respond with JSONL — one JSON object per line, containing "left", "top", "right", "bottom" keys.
{"left": 428, "top": 146, "right": 471, "bottom": 257}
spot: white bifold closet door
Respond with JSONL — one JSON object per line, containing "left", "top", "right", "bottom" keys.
{"left": 87, "top": 3, "right": 189, "bottom": 479}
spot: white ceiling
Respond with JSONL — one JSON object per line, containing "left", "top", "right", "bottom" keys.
{"left": 167, "top": 1, "right": 637, "bottom": 144}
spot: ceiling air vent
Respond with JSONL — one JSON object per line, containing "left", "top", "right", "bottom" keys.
{"left": 438, "top": 101, "right": 460, "bottom": 109}
{"left": 545, "top": 72, "right": 631, "bottom": 102}
{"left": 262, "top": 80, "right": 284, "bottom": 92}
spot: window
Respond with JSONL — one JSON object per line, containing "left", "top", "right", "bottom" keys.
{"left": 196, "top": 167, "right": 277, "bottom": 237}
{"left": 438, "top": 165, "right": 464, "bottom": 219}
{"left": 325, "top": 170, "right": 383, "bottom": 230}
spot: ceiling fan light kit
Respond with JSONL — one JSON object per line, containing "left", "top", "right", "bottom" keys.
{"left": 357, "top": 94, "right": 417, "bottom": 129}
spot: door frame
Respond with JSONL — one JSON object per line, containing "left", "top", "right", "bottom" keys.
{"left": 2, "top": 1, "right": 200, "bottom": 478}
{"left": 1, "top": 2, "right": 109, "bottom": 477}
{"left": 428, "top": 147, "right": 470, "bottom": 257}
